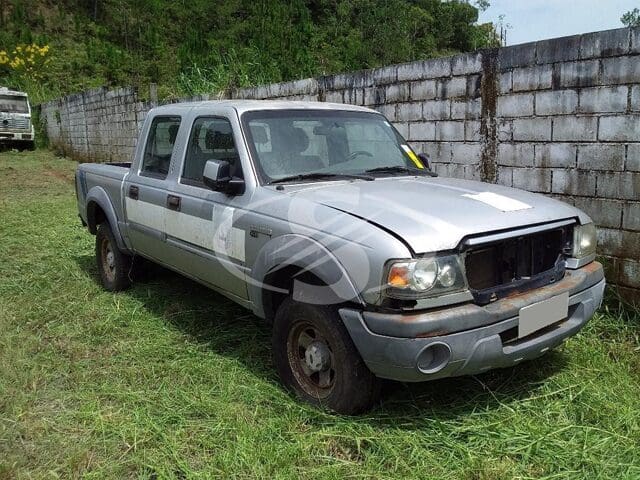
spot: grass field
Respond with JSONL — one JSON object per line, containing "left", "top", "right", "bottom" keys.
{"left": 0, "top": 150, "right": 639, "bottom": 479}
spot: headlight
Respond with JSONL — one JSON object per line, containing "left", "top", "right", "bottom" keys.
{"left": 385, "top": 254, "right": 467, "bottom": 298}
{"left": 572, "top": 223, "right": 597, "bottom": 259}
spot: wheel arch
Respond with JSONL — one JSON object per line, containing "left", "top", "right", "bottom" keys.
{"left": 85, "top": 186, "right": 129, "bottom": 252}
{"left": 249, "top": 234, "right": 365, "bottom": 321}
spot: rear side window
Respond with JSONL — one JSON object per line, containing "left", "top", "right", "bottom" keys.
{"left": 140, "top": 116, "right": 181, "bottom": 179}
{"left": 181, "top": 117, "right": 241, "bottom": 186}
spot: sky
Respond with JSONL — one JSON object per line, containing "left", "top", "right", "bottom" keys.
{"left": 478, "top": 0, "right": 638, "bottom": 46}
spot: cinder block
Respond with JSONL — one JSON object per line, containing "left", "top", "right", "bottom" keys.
{"left": 451, "top": 143, "right": 482, "bottom": 165}
{"left": 375, "top": 104, "right": 396, "bottom": 121}
{"left": 421, "top": 142, "right": 453, "bottom": 163}
{"left": 499, "top": 72, "right": 512, "bottom": 94}
{"left": 537, "top": 35, "right": 581, "bottom": 64}
{"left": 408, "top": 122, "right": 436, "bottom": 141}
{"left": 512, "top": 118, "right": 552, "bottom": 141}
{"left": 598, "top": 115, "right": 640, "bottom": 141}
{"left": 577, "top": 144, "right": 625, "bottom": 171}
{"left": 392, "top": 122, "right": 409, "bottom": 138}
{"left": 558, "top": 60, "right": 600, "bottom": 88}
{"left": 451, "top": 99, "right": 481, "bottom": 120}
{"left": 627, "top": 144, "right": 640, "bottom": 172}
{"left": 571, "top": 197, "right": 624, "bottom": 228}
{"left": 363, "top": 87, "right": 385, "bottom": 105}
{"left": 497, "top": 119, "right": 513, "bottom": 142}
{"left": 512, "top": 65, "right": 553, "bottom": 92}
{"left": 343, "top": 88, "right": 364, "bottom": 105}
{"left": 633, "top": 26, "right": 640, "bottom": 53}
{"left": 623, "top": 202, "right": 640, "bottom": 230}
{"left": 383, "top": 84, "right": 409, "bottom": 103}
{"left": 411, "top": 80, "right": 437, "bottom": 100}
{"left": 619, "top": 259, "right": 640, "bottom": 288}
{"left": 597, "top": 172, "right": 640, "bottom": 199}
{"left": 497, "top": 93, "right": 534, "bottom": 117}
{"left": 535, "top": 90, "right": 578, "bottom": 115}
{"left": 632, "top": 86, "right": 640, "bottom": 111}
{"left": 580, "top": 28, "right": 630, "bottom": 59}
{"left": 535, "top": 143, "right": 577, "bottom": 168}
{"left": 435, "top": 121, "right": 465, "bottom": 141}
{"left": 437, "top": 77, "right": 467, "bottom": 98}
{"left": 324, "top": 90, "right": 344, "bottom": 103}
{"left": 553, "top": 116, "right": 597, "bottom": 141}
{"left": 452, "top": 52, "right": 482, "bottom": 75}
{"left": 423, "top": 100, "right": 450, "bottom": 121}
{"left": 499, "top": 43, "right": 536, "bottom": 69}
{"left": 372, "top": 65, "right": 397, "bottom": 85}
{"left": 512, "top": 167, "right": 552, "bottom": 192}
{"left": 396, "top": 102, "right": 423, "bottom": 121}
{"left": 464, "top": 121, "right": 482, "bottom": 141}
{"left": 598, "top": 228, "right": 640, "bottom": 258}
{"left": 579, "top": 86, "right": 628, "bottom": 113}
{"left": 602, "top": 56, "right": 640, "bottom": 84}
{"left": 497, "top": 143, "right": 535, "bottom": 167}
{"left": 551, "top": 169, "right": 596, "bottom": 195}
{"left": 397, "top": 57, "right": 451, "bottom": 81}
{"left": 496, "top": 166, "right": 514, "bottom": 187}
{"left": 467, "top": 75, "right": 482, "bottom": 98}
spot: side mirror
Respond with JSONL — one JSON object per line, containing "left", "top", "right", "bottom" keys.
{"left": 417, "top": 153, "right": 431, "bottom": 170}
{"left": 202, "top": 159, "right": 245, "bottom": 195}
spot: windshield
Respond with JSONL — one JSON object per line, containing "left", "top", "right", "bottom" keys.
{"left": 0, "top": 95, "right": 29, "bottom": 114}
{"left": 241, "top": 110, "right": 424, "bottom": 184}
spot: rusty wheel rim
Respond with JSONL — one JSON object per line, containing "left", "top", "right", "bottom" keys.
{"left": 100, "top": 236, "right": 116, "bottom": 282}
{"left": 287, "top": 321, "right": 336, "bottom": 399}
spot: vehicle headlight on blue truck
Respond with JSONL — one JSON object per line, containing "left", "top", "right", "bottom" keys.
{"left": 385, "top": 254, "right": 467, "bottom": 298}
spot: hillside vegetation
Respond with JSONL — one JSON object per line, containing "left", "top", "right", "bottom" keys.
{"left": 0, "top": 0, "right": 498, "bottom": 102}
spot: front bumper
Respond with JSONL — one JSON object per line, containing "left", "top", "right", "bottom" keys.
{"left": 340, "top": 262, "right": 605, "bottom": 382}
{"left": 0, "top": 128, "right": 34, "bottom": 143}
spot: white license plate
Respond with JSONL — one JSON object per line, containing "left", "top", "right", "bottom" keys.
{"left": 518, "top": 293, "right": 569, "bottom": 339}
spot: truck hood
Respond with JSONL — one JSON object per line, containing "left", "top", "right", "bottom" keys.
{"left": 285, "top": 176, "right": 589, "bottom": 253}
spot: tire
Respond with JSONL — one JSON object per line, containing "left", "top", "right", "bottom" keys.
{"left": 272, "top": 297, "right": 381, "bottom": 414}
{"left": 95, "top": 222, "right": 132, "bottom": 291}
{"left": 26, "top": 140, "right": 36, "bottom": 151}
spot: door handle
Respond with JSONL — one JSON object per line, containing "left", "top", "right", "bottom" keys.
{"left": 167, "top": 194, "right": 181, "bottom": 211}
{"left": 128, "top": 185, "right": 139, "bottom": 200}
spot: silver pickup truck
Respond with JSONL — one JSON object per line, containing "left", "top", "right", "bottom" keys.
{"left": 75, "top": 100, "right": 605, "bottom": 414}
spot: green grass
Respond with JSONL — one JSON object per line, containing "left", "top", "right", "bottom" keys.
{"left": 0, "top": 150, "right": 639, "bottom": 479}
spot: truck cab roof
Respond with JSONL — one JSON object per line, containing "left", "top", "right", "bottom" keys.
{"left": 151, "top": 99, "right": 378, "bottom": 115}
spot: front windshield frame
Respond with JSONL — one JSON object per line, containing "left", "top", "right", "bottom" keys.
{"left": 0, "top": 95, "right": 30, "bottom": 114}
{"left": 240, "top": 109, "right": 422, "bottom": 185}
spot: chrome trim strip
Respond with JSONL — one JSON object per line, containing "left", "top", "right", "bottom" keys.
{"left": 565, "top": 253, "right": 596, "bottom": 269}
{"left": 463, "top": 219, "right": 576, "bottom": 247}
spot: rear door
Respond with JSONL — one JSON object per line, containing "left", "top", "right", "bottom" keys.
{"left": 124, "top": 114, "right": 182, "bottom": 263}
{"left": 165, "top": 112, "right": 249, "bottom": 300}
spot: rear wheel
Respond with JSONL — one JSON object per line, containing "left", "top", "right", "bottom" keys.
{"left": 96, "top": 222, "right": 132, "bottom": 291}
{"left": 272, "top": 297, "right": 380, "bottom": 414}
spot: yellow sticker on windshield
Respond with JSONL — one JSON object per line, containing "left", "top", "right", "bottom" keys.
{"left": 401, "top": 145, "right": 424, "bottom": 169}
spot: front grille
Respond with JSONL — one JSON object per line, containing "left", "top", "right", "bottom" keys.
{"left": 465, "top": 225, "right": 572, "bottom": 304}
{"left": 0, "top": 117, "right": 29, "bottom": 130}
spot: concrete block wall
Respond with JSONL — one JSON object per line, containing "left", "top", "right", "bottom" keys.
{"left": 40, "top": 26, "right": 640, "bottom": 302}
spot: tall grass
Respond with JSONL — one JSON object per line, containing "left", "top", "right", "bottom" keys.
{"left": 0, "top": 150, "right": 639, "bottom": 479}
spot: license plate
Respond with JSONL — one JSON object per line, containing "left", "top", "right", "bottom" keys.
{"left": 518, "top": 293, "right": 569, "bottom": 339}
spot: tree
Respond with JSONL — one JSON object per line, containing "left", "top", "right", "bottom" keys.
{"left": 621, "top": 7, "right": 640, "bottom": 27}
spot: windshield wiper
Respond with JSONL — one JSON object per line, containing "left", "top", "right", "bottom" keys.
{"left": 269, "top": 172, "right": 374, "bottom": 185}
{"left": 364, "top": 165, "right": 437, "bottom": 177}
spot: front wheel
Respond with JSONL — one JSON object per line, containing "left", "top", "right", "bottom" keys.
{"left": 272, "top": 298, "right": 380, "bottom": 414}
{"left": 96, "top": 222, "right": 132, "bottom": 291}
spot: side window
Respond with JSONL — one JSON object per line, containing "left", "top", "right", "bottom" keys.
{"left": 140, "top": 116, "right": 181, "bottom": 179}
{"left": 182, "top": 117, "right": 241, "bottom": 186}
